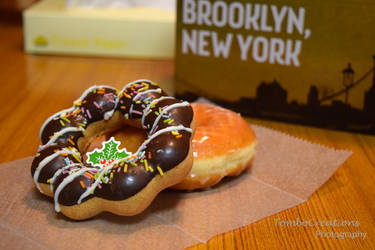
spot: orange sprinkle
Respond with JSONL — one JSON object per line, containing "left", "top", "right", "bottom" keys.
{"left": 120, "top": 105, "right": 126, "bottom": 109}
{"left": 84, "top": 172, "right": 94, "bottom": 179}
{"left": 148, "top": 152, "right": 151, "bottom": 159}
{"left": 80, "top": 180, "right": 85, "bottom": 189}
{"left": 72, "top": 109, "right": 81, "bottom": 115}
{"left": 53, "top": 149, "right": 58, "bottom": 153}
{"left": 68, "top": 138, "right": 75, "bottom": 145}
{"left": 124, "top": 93, "right": 131, "bottom": 99}
{"left": 176, "top": 134, "right": 182, "bottom": 139}
{"left": 60, "top": 152, "right": 68, "bottom": 156}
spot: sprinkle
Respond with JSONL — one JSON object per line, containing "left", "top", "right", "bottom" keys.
{"left": 132, "top": 110, "right": 142, "bottom": 115}
{"left": 168, "top": 119, "right": 174, "bottom": 125}
{"left": 80, "top": 180, "right": 85, "bottom": 189}
{"left": 148, "top": 152, "right": 151, "bottom": 159}
{"left": 138, "top": 85, "right": 149, "bottom": 92}
{"left": 155, "top": 111, "right": 159, "bottom": 116}
{"left": 104, "top": 93, "right": 113, "bottom": 97}
{"left": 108, "top": 98, "right": 116, "bottom": 104}
{"left": 59, "top": 120, "right": 65, "bottom": 127}
{"left": 176, "top": 134, "right": 182, "bottom": 139}
{"left": 60, "top": 152, "right": 68, "bottom": 156}
{"left": 130, "top": 161, "right": 137, "bottom": 167}
{"left": 72, "top": 154, "right": 81, "bottom": 163}
{"left": 68, "top": 138, "right": 75, "bottom": 146}
{"left": 47, "top": 178, "right": 51, "bottom": 183}
{"left": 171, "top": 130, "right": 179, "bottom": 135}
{"left": 93, "top": 101, "right": 100, "bottom": 109}
{"left": 93, "top": 89, "right": 96, "bottom": 94}
{"left": 157, "top": 166, "right": 163, "bottom": 176}
{"left": 110, "top": 172, "right": 113, "bottom": 180}
{"left": 141, "top": 104, "right": 146, "bottom": 108}
{"left": 61, "top": 117, "right": 70, "bottom": 123}
{"left": 124, "top": 164, "right": 128, "bottom": 172}
{"left": 36, "top": 153, "right": 40, "bottom": 157}
{"left": 74, "top": 101, "right": 82, "bottom": 106}
{"left": 159, "top": 107, "right": 162, "bottom": 113}
{"left": 144, "top": 160, "right": 149, "bottom": 171}
{"left": 149, "top": 167, "right": 154, "bottom": 173}
{"left": 150, "top": 82, "right": 158, "bottom": 86}
{"left": 77, "top": 122, "right": 86, "bottom": 127}
{"left": 163, "top": 118, "right": 170, "bottom": 123}
{"left": 86, "top": 109, "right": 92, "bottom": 119}
{"left": 124, "top": 92, "right": 131, "bottom": 99}
{"left": 84, "top": 172, "right": 94, "bottom": 179}
{"left": 120, "top": 105, "right": 126, "bottom": 110}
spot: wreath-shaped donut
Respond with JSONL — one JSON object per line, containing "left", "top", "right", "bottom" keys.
{"left": 31, "top": 80, "right": 195, "bottom": 220}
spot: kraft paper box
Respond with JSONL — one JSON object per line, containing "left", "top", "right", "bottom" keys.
{"left": 175, "top": 0, "right": 375, "bottom": 135}
{"left": 23, "top": 0, "right": 175, "bottom": 58}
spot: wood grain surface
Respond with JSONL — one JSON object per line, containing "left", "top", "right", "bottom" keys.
{"left": 0, "top": 22, "right": 374, "bottom": 249}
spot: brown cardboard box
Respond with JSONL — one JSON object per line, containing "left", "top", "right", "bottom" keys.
{"left": 175, "top": 0, "right": 375, "bottom": 135}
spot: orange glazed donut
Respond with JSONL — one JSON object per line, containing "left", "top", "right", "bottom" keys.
{"left": 172, "top": 103, "right": 256, "bottom": 191}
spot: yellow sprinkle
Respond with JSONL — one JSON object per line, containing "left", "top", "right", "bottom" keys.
{"left": 144, "top": 160, "right": 149, "bottom": 171}
{"left": 157, "top": 166, "right": 163, "bottom": 176}
{"left": 47, "top": 178, "right": 51, "bottom": 183}
{"left": 74, "top": 101, "right": 82, "bottom": 106}
{"left": 36, "top": 153, "right": 40, "bottom": 157}
{"left": 59, "top": 120, "right": 65, "bottom": 126}
{"left": 149, "top": 167, "right": 154, "bottom": 173}
{"left": 150, "top": 82, "right": 158, "bottom": 86}
{"left": 124, "top": 164, "right": 128, "bottom": 172}
{"left": 120, "top": 161, "right": 124, "bottom": 166}
{"left": 171, "top": 131, "right": 179, "bottom": 135}
{"left": 167, "top": 119, "right": 174, "bottom": 125}
{"left": 138, "top": 86, "right": 149, "bottom": 92}
{"left": 136, "top": 101, "right": 141, "bottom": 104}
{"left": 72, "top": 154, "right": 81, "bottom": 163}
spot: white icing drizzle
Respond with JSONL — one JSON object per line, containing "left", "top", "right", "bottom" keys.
{"left": 150, "top": 102, "right": 190, "bottom": 134}
{"left": 103, "top": 109, "right": 115, "bottom": 120}
{"left": 136, "top": 125, "right": 192, "bottom": 155}
{"left": 49, "top": 163, "right": 82, "bottom": 192}
{"left": 33, "top": 148, "right": 79, "bottom": 193}
{"left": 43, "top": 127, "right": 85, "bottom": 147}
{"left": 141, "top": 96, "right": 174, "bottom": 127}
{"left": 39, "top": 107, "right": 75, "bottom": 140}
{"left": 76, "top": 160, "right": 120, "bottom": 204}
{"left": 73, "top": 85, "right": 115, "bottom": 104}
{"left": 54, "top": 167, "right": 92, "bottom": 212}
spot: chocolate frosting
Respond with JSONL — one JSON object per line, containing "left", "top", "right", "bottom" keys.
{"left": 32, "top": 80, "right": 193, "bottom": 210}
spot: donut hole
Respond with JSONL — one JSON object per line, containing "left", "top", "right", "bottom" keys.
{"left": 82, "top": 125, "right": 147, "bottom": 164}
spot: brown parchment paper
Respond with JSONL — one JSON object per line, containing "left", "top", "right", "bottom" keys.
{"left": 0, "top": 125, "right": 351, "bottom": 250}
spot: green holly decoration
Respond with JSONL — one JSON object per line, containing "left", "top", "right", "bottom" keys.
{"left": 86, "top": 137, "right": 131, "bottom": 167}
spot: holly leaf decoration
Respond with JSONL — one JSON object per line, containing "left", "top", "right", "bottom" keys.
{"left": 86, "top": 137, "right": 131, "bottom": 167}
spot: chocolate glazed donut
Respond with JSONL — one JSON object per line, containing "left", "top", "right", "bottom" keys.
{"left": 31, "top": 80, "right": 195, "bottom": 220}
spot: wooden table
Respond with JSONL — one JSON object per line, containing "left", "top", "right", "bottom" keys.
{"left": 1, "top": 22, "right": 374, "bottom": 249}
